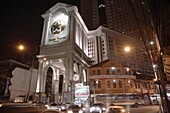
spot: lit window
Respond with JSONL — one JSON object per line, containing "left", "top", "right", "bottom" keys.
{"left": 112, "top": 69, "right": 115, "bottom": 75}
{"left": 98, "top": 4, "right": 105, "bottom": 8}
{"left": 113, "top": 80, "right": 117, "bottom": 88}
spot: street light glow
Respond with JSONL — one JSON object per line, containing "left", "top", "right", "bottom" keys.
{"left": 124, "top": 46, "right": 130, "bottom": 52}
{"left": 150, "top": 41, "right": 154, "bottom": 45}
{"left": 18, "top": 44, "right": 25, "bottom": 51}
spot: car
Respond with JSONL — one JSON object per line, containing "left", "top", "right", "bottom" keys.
{"left": 106, "top": 105, "right": 130, "bottom": 113}
{"left": 45, "top": 103, "right": 59, "bottom": 110}
{"left": 32, "top": 102, "right": 46, "bottom": 108}
{"left": 67, "top": 104, "right": 83, "bottom": 113}
{"left": 90, "top": 103, "right": 107, "bottom": 113}
{"left": 58, "top": 104, "right": 69, "bottom": 111}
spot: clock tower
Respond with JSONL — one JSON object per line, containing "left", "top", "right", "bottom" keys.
{"left": 36, "top": 3, "right": 90, "bottom": 104}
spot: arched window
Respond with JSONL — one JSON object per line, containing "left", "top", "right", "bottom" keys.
{"left": 107, "top": 81, "right": 111, "bottom": 88}
{"left": 118, "top": 80, "right": 122, "bottom": 88}
{"left": 98, "top": 81, "right": 101, "bottom": 88}
{"left": 45, "top": 67, "right": 53, "bottom": 98}
{"left": 113, "top": 80, "right": 117, "bottom": 88}
{"left": 106, "top": 69, "right": 110, "bottom": 75}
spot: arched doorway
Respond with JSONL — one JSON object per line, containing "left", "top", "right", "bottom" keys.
{"left": 45, "top": 67, "right": 53, "bottom": 103}
{"left": 44, "top": 61, "right": 66, "bottom": 104}
{"left": 58, "top": 75, "right": 64, "bottom": 104}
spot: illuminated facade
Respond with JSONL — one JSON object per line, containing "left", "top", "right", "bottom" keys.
{"left": 89, "top": 59, "right": 136, "bottom": 103}
{"left": 88, "top": 59, "right": 156, "bottom": 103}
{"left": 35, "top": 3, "right": 154, "bottom": 104}
{"left": 36, "top": 3, "right": 91, "bottom": 103}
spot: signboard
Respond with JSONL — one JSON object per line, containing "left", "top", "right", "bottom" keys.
{"left": 46, "top": 8, "right": 70, "bottom": 45}
{"left": 75, "top": 86, "right": 89, "bottom": 98}
{"left": 74, "top": 85, "right": 89, "bottom": 106}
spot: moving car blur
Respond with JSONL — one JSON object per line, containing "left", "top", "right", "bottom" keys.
{"left": 90, "top": 103, "right": 107, "bottom": 113}
{"left": 45, "top": 103, "right": 59, "bottom": 110}
{"left": 67, "top": 104, "right": 83, "bottom": 113}
{"left": 106, "top": 105, "right": 130, "bottom": 113}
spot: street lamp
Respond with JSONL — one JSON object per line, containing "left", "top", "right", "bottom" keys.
{"left": 124, "top": 46, "right": 159, "bottom": 104}
{"left": 93, "top": 80, "right": 98, "bottom": 103}
{"left": 18, "top": 44, "right": 35, "bottom": 102}
{"left": 124, "top": 46, "right": 131, "bottom": 52}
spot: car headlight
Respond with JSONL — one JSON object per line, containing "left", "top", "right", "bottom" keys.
{"left": 90, "top": 107, "right": 95, "bottom": 112}
{"left": 96, "top": 107, "right": 100, "bottom": 110}
{"left": 121, "top": 109, "right": 126, "bottom": 113}
{"left": 79, "top": 110, "right": 83, "bottom": 113}
{"left": 68, "top": 110, "right": 73, "bottom": 113}
{"left": 0, "top": 104, "right": 2, "bottom": 107}
{"left": 45, "top": 105, "right": 50, "bottom": 109}
{"left": 61, "top": 106, "right": 65, "bottom": 109}
{"left": 102, "top": 107, "right": 106, "bottom": 111}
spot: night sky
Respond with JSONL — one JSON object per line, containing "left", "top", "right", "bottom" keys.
{"left": 0, "top": 0, "right": 80, "bottom": 63}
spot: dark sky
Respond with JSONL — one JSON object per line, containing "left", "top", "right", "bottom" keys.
{"left": 0, "top": 0, "right": 80, "bottom": 63}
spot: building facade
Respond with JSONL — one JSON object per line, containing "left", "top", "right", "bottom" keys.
{"left": 0, "top": 60, "right": 29, "bottom": 101}
{"left": 89, "top": 59, "right": 136, "bottom": 103}
{"left": 80, "top": 0, "right": 157, "bottom": 76}
{"left": 36, "top": 3, "right": 91, "bottom": 104}
{"left": 89, "top": 59, "right": 157, "bottom": 104}
{"left": 35, "top": 3, "right": 154, "bottom": 104}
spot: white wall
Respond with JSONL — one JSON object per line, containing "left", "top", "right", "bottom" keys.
{"left": 9, "top": 67, "right": 38, "bottom": 101}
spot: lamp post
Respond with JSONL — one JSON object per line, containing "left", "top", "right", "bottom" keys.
{"left": 93, "top": 80, "right": 98, "bottom": 103}
{"left": 18, "top": 44, "right": 35, "bottom": 102}
{"left": 114, "top": 46, "right": 132, "bottom": 95}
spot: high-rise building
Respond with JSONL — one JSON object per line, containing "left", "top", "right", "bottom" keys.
{"left": 80, "top": 0, "right": 156, "bottom": 79}
{"left": 80, "top": 0, "right": 152, "bottom": 40}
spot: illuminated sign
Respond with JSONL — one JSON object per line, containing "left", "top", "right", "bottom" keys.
{"left": 51, "top": 20, "right": 66, "bottom": 35}
{"left": 75, "top": 86, "right": 89, "bottom": 98}
{"left": 46, "top": 8, "right": 70, "bottom": 45}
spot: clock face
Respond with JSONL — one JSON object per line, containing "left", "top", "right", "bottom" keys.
{"left": 51, "top": 20, "right": 66, "bottom": 35}
{"left": 73, "top": 74, "right": 80, "bottom": 82}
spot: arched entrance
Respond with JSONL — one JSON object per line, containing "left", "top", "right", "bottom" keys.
{"left": 44, "top": 61, "right": 66, "bottom": 104}
{"left": 45, "top": 67, "right": 53, "bottom": 103}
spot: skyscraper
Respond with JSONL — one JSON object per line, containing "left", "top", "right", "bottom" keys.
{"left": 80, "top": 0, "right": 152, "bottom": 40}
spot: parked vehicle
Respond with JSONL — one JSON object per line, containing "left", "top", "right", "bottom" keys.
{"left": 90, "top": 103, "right": 107, "bottom": 113}
{"left": 106, "top": 105, "right": 130, "bottom": 113}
